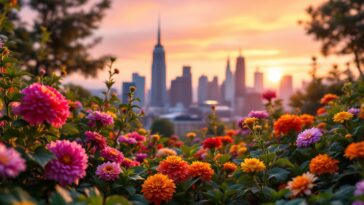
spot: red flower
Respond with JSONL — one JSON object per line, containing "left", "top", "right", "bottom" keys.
{"left": 202, "top": 137, "right": 222, "bottom": 149}
{"left": 262, "top": 90, "right": 277, "bottom": 101}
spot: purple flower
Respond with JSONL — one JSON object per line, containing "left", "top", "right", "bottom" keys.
{"left": 118, "top": 136, "right": 137, "bottom": 145}
{"left": 296, "top": 128, "right": 323, "bottom": 148}
{"left": 127, "top": 132, "right": 146, "bottom": 142}
{"left": 135, "top": 153, "right": 148, "bottom": 163}
{"left": 86, "top": 111, "right": 114, "bottom": 127}
{"left": 96, "top": 162, "right": 121, "bottom": 181}
{"left": 248, "top": 110, "right": 269, "bottom": 119}
{"left": 0, "top": 143, "right": 26, "bottom": 178}
{"left": 85, "top": 131, "right": 107, "bottom": 150}
{"left": 101, "top": 146, "right": 124, "bottom": 163}
{"left": 237, "top": 117, "right": 251, "bottom": 135}
{"left": 45, "top": 140, "right": 88, "bottom": 186}
{"left": 353, "top": 202, "right": 364, "bottom": 205}
{"left": 348, "top": 108, "right": 360, "bottom": 116}
{"left": 355, "top": 180, "right": 364, "bottom": 196}
{"left": 118, "top": 132, "right": 146, "bottom": 145}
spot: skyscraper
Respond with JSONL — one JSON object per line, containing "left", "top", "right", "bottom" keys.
{"left": 169, "top": 66, "right": 193, "bottom": 108}
{"left": 279, "top": 75, "right": 293, "bottom": 110}
{"left": 150, "top": 18, "right": 167, "bottom": 107}
{"left": 122, "top": 82, "right": 136, "bottom": 104}
{"left": 198, "top": 75, "right": 208, "bottom": 104}
{"left": 224, "top": 57, "right": 234, "bottom": 105}
{"left": 234, "top": 51, "right": 246, "bottom": 98}
{"left": 132, "top": 73, "right": 145, "bottom": 107}
{"left": 207, "top": 76, "right": 220, "bottom": 101}
{"left": 254, "top": 67, "right": 264, "bottom": 93}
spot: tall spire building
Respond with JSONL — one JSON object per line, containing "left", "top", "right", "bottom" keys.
{"left": 150, "top": 18, "right": 167, "bottom": 107}
{"left": 224, "top": 57, "right": 234, "bottom": 106}
{"left": 235, "top": 50, "right": 246, "bottom": 98}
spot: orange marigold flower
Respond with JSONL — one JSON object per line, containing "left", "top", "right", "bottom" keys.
{"left": 316, "top": 107, "right": 326, "bottom": 115}
{"left": 274, "top": 114, "right": 303, "bottom": 136}
{"left": 320, "top": 93, "right": 338, "bottom": 105}
{"left": 309, "top": 154, "right": 339, "bottom": 175}
{"left": 223, "top": 162, "right": 237, "bottom": 173}
{"left": 243, "top": 117, "right": 258, "bottom": 129}
{"left": 345, "top": 141, "right": 364, "bottom": 160}
{"left": 226, "top": 129, "right": 236, "bottom": 137}
{"left": 300, "top": 114, "right": 315, "bottom": 127}
{"left": 202, "top": 137, "right": 222, "bottom": 149}
{"left": 217, "top": 136, "right": 234, "bottom": 144}
{"left": 141, "top": 173, "right": 176, "bottom": 205}
{"left": 186, "top": 132, "right": 196, "bottom": 139}
{"left": 230, "top": 142, "right": 247, "bottom": 156}
{"left": 157, "top": 156, "right": 190, "bottom": 183}
{"left": 333, "top": 111, "right": 353, "bottom": 123}
{"left": 287, "top": 172, "right": 317, "bottom": 197}
{"left": 317, "top": 122, "right": 326, "bottom": 130}
{"left": 189, "top": 161, "right": 214, "bottom": 181}
{"left": 240, "top": 158, "right": 266, "bottom": 173}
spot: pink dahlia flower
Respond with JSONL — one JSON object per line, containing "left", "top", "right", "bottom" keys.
{"left": 118, "top": 131, "right": 146, "bottom": 145}
{"left": 13, "top": 83, "right": 70, "bottom": 128}
{"left": 0, "top": 143, "right": 26, "bottom": 178}
{"left": 45, "top": 140, "right": 88, "bottom": 186}
{"left": 86, "top": 111, "right": 114, "bottom": 127}
{"left": 121, "top": 158, "right": 140, "bottom": 169}
{"left": 95, "top": 162, "right": 121, "bottom": 181}
{"left": 101, "top": 146, "right": 124, "bottom": 163}
{"left": 84, "top": 131, "right": 107, "bottom": 150}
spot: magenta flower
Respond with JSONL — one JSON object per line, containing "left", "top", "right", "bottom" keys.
{"left": 118, "top": 132, "right": 146, "bottom": 145}
{"left": 248, "top": 110, "right": 269, "bottom": 119}
{"left": 262, "top": 90, "right": 277, "bottom": 102}
{"left": 101, "top": 147, "right": 124, "bottom": 163}
{"left": 86, "top": 111, "right": 114, "bottom": 127}
{"left": 13, "top": 83, "right": 70, "bottom": 128}
{"left": 135, "top": 153, "right": 148, "bottom": 163}
{"left": 121, "top": 158, "right": 140, "bottom": 169}
{"left": 296, "top": 128, "right": 323, "bottom": 148}
{"left": 95, "top": 162, "right": 121, "bottom": 181}
{"left": 355, "top": 180, "right": 364, "bottom": 196}
{"left": 45, "top": 140, "right": 88, "bottom": 186}
{"left": 85, "top": 131, "right": 107, "bottom": 150}
{"left": 0, "top": 143, "right": 26, "bottom": 178}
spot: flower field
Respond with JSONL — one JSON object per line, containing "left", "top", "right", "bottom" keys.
{"left": 1, "top": 54, "right": 364, "bottom": 205}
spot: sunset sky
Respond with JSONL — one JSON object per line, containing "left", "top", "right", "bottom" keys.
{"left": 58, "top": 0, "right": 353, "bottom": 98}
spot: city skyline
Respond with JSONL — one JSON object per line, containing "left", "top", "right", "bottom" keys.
{"left": 62, "top": 0, "right": 354, "bottom": 95}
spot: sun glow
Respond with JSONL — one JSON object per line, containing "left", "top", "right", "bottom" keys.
{"left": 267, "top": 68, "right": 282, "bottom": 83}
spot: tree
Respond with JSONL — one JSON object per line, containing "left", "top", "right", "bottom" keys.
{"left": 150, "top": 118, "right": 175, "bottom": 138}
{"left": 12, "top": 0, "right": 111, "bottom": 76}
{"left": 301, "top": 0, "right": 364, "bottom": 76}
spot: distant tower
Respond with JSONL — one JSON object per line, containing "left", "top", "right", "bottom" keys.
{"left": 198, "top": 75, "right": 208, "bottom": 104}
{"left": 150, "top": 17, "right": 167, "bottom": 107}
{"left": 279, "top": 75, "right": 293, "bottom": 110}
{"left": 207, "top": 76, "right": 220, "bottom": 101}
{"left": 132, "top": 73, "right": 145, "bottom": 107}
{"left": 235, "top": 50, "right": 246, "bottom": 98}
{"left": 169, "top": 66, "right": 193, "bottom": 108}
{"left": 224, "top": 57, "right": 235, "bottom": 106}
{"left": 254, "top": 67, "right": 264, "bottom": 93}
{"left": 122, "top": 82, "right": 136, "bottom": 104}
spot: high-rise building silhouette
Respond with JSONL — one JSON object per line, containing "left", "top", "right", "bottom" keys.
{"left": 279, "top": 75, "right": 293, "bottom": 110}
{"left": 234, "top": 51, "right": 246, "bottom": 98}
{"left": 150, "top": 18, "right": 167, "bottom": 107}
{"left": 198, "top": 75, "right": 208, "bottom": 104}
{"left": 207, "top": 76, "right": 220, "bottom": 101}
{"left": 254, "top": 67, "right": 264, "bottom": 93}
{"left": 224, "top": 57, "right": 234, "bottom": 105}
{"left": 122, "top": 82, "right": 136, "bottom": 104}
{"left": 132, "top": 73, "right": 145, "bottom": 107}
{"left": 169, "top": 66, "right": 193, "bottom": 108}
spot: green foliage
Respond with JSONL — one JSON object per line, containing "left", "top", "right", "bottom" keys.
{"left": 150, "top": 118, "right": 175, "bottom": 137}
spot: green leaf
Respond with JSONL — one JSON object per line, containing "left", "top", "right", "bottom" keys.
{"left": 274, "top": 158, "right": 295, "bottom": 169}
{"left": 27, "top": 147, "right": 55, "bottom": 167}
{"left": 12, "top": 119, "right": 29, "bottom": 128}
{"left": 105, "top": 195, "right": 132, "bottom": 205}
{"left": 267, "top": 167, "right": 290, "bottom": 183}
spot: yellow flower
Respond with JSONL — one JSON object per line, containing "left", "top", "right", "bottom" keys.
{"left": 243, "top": 117, "right": 258, "bottom": 128}
{"left": 333, "top": 111, "right": 353, "bottom": 123}
{"left": 287, "top": 172, "right": 317, "bottom": 197}
{"left": 186, "top": 132, "right": 196, "bottom": 139}
{"left": 151, "top": 134, "right": 160, "bottom": 141}
{"left": 106, "top": 111, "right": 117, "bottom": 119}
{"left": 240, "top": 158, "right": 266, "bottom": 173}
{"left": 138, "top": 128, "right": 148, "bottom": 135}
{"left": 12, "top": 201, "right": 35, "bottom": 205}
{"left": 142, "top": 174, "right": 176, "bottom": 205}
